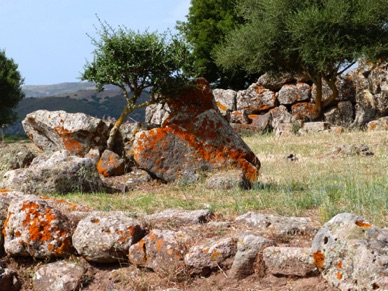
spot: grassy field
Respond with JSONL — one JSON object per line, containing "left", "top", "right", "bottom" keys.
{"left": 48, "top": 130, "right": 388, "bottom": 228}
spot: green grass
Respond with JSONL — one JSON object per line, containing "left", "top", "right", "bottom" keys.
{"left": 47, "top": 130, "right": 388, "bottom": 228}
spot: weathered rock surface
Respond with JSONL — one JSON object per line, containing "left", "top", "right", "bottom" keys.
{"left": 133, "top": 78, "right": 260, "bottom": 184}
{"left": 184, "top": 237, "right": 237, "bottom": 275}
{"left": 367, "top": 116, "right": 388, "bottom": 131}
{"left": 229, "top": 233, "right": 273, "bottom": 279}
{"left": 278, "top": 82, "right": 311, "bottom": 105}
{"left": 145, "top": 102, "right": 170, "bottom": 126}
{"left": 128, "top": 229, "right": 192, "bottom": 272}
{"left": 0, "top": 144, "right": 38, "bottom": 173}
{"left": 1, "top": 150, "right": 103, "bottom": 194}
{"left": 33, "top": 261, "right": 85, "bottom": 291}
{"left": 22, "top": 110, "right": 112, "bottom": 156}
{"left": 144, "top": 209, "right": 213, "bottom": 227}
{"left": 263, "top": 247, "right": 317, "bottom": 277}
{"left": 312, "top": 213, "right": 388, "bottom": 290}
{"left": 237, "top": 84, "right": 277, "bottom": 113}
{"left": 3, "top": 195, "right": 72, "bottom": 258}
{"left": 235, "top": 212, "right": 321, "bottom": 236}
{"left": 212, "top": 88, "right": 237, "bottom": 116}
{"left": 96, "top": 149, "right": 125, "bottom": 177}
{"left": 72, "top": 211, "right": 144, "bottom": 263}
{"left": 206, "top": 169, "right": 251, "bottom": 190}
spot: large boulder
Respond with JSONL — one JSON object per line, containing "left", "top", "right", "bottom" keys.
{"left": 1, "top": 150, "right": 103, "bottom": 194}
{"left": 22, "top": 110, "right": 112, "bottom": 156}
{"left": 0, "top": 144, "right": 39, "bottom": 173}
{"left": 277, "top": 82, "right": 311, "bottom": 105}
{"left": 133, "top": 78, "right": 260, "bottom": 184}
{"left": 312, "top": 213, "right": 388, "bottom": 290}
{"left": 236, "top": 84, "right": 277, "bottom": 114}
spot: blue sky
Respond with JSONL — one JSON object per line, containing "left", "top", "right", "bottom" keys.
{"left": 0, "top": 0, "right": 191, "bottom": 85}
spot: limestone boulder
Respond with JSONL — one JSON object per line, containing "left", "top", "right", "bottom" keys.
{"left": 33, "top": 261, "right": 85, "bottom": 291}
{"left": 144, "top": 209, "right": 213, "bottom": 227}
{"left": 184, "top": 237, "right": 237, "bottom": 275}
{"left": 3, "top": 195, "right": 72, "bottom": 258}
{"left": 206, "top": 169, "right": 251, "bottom": 190}
{"left": 22, "top": 110, "right": 112, "bottom": 156}
{"left": 133, "top": 78, "right": 260, "bottom": 184}
{"left": 96, "top": 149, "right": 125, "bottom": 177}
{"left": 0, "top": 144, "right": 39, "bottom": 173}
{"left": 256, "top": 72, "right": 294, "bottom": 91}
{"left": 324, "top": 101, "right": 354, "bottom": 127}
{"left": 235, "top": 212, "right": 321, "bottom": 237}
{"left": 212, "top": 88, "right": 237, "bottom": 116}
{"left": 236, "top": 84, "right": 277, "bottom": 113}
{"left": 230, "top": 110, "right": 250, "bottom": 124}
{"left": 72, "top": 211, "right": 145, "bottom": 263}
{"left": 292, "top": 102, "right": 320, "bottom": 121}
{"left": 128, "top": 229, "right": 192, "bottom": 272}
{"left": 263, "top": 247, "right": 317, "bottom": 277}
{"left": 145, "top": 103, "right": 170, "bottom": 126}
{"left": 312, "top": 213, "right": 388, "bottom": 290}
{"left": 278, "top": 82, "right": 311, "bottom": 105}
{"left": 1, "top": 150, "right": 103, "bottom": 194}
{"left": 367, "top": 116, "right": 388, "bottom": 131}
{"left": 229, "top": 233, "right": 273, "bottom": 279}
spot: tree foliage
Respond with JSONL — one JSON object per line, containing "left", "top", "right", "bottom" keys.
{"left": 82, "top": 18, "right": 193, "bottom": 149}
{"left": 216, "top": 0, "right": 388, "bottom": 116}
{"left": 0, "top": 50, "right": 24, "bottom": 127}
{"left": 177, "top": 0, "right": 258, "bottom": 89}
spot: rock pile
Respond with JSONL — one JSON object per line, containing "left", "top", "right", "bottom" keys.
{"left": 0, "top": 190, "right": 386, "bottom": 290}
{"left": 146, "top": 62, "right": 388, "bottom": 136}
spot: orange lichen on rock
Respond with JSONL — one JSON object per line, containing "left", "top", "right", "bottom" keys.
{"left": 337, "top": 260, "right": 343, "bottom": 269}
{"left": 54, "top": 126, "right": 83, "bottom": 155}
{"left": 337, "top": 272, "right": 343, "bottom": 280}
{"left": 355, "top": 220, "right": 372, "bottom": 228}
{"left": 0, "top": 189, "right": 10, "bottom": 193}
{"left": 313, "top": 251, "right": 325, "bottom": 268}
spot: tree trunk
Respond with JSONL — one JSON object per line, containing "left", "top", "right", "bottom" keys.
{"left": 322, "top": 77, "right": 339, "bottom": 109}
{"left": 315, "top": 77, "right": 323, "bottom": 119}
{"left": 106, "top": 104, "right": 132, "bottom": 151}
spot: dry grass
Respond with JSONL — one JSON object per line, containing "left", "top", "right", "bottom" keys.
{"left": 48, "top": 130, "right": 388, "bottom": 228}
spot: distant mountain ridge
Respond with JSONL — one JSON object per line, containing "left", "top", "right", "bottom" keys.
{"left": 5, "top": 82, "right": 149, "bottom": 135}
{"left": 22, "top": 82, "right": 119, "bottom": 98}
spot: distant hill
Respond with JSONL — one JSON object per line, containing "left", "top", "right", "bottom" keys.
{"left": 5, "top": 82, "right": 149, "bottom": 135}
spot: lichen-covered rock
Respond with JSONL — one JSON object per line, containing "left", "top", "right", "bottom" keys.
{"left": 144, "top": 209, "right": 213, "bottom": 227}
{"left": 263, "top": 247, "right": 317, "bottom": 277}
{"left": 229, "top": 234, "right": 273, "bottom": 279}
{"left": 22, "top": 110, "right": 112, "bottom": 156}
{"left": 184, "top": 237, "right": 237, "bottom": 275}
{"left": 128, "top": 229, "right": 192, "bottom": 272}
{"left": 206, "top": 169, "right": 251, "bottom": 190}
{"left": 133, "top": 78, "right": 260, "bottom": 184}
{"left": 257, "top": 72, "right": 294, "bottom": 91}
{"left": 145, "top": 102, "right": 170, "bottom": 126}
{"left": 1, "top": 150, "right": 103, "bottom": 194}
{"left": 324, "top": 101, "right": 354, "bottom": 127}
{"left": 278, "top": 82, "right": 311, "bottom": 105}
{"left": 72, "top": 211, "right": 144, "bottom": 263}
{"left": 235, "top": 212, "right": 321, "bottom": 237}
{"left": 97, "top": 149, "right": 125, "bottom": 177}
{"left": 367, "top": 116, "right": 388, "bottom": 131}
{"left": 33, "top": 261, "right": 85, "bottom": 291}
{"left": 300, "top": 122, "right": 330, "bottom": 133}
{"left": 312, "top": 213, "right": 388, "bottom": 290}
{"left": 292, "top": 102, "right": 320, "bottom": 121}
{"left": 3, "top": 195, "right": 72, "bottom": 258}
{"left": 230, "top": 110, "right": 250, "bottom": 124}
{"left": 213, "top": 88, "right": 237, "bottom": 116}
{"left": 0, "top": 266, "right": 21, "bottom": 291}
{"left": 0, "top": 144, "right": 38, "bottom": 173}
{"left": 236, "top": 84, "right": 277, "bottom": 113}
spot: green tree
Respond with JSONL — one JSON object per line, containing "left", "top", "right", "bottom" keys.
{"left": 177, "top": 0, "right": 258, "bottom": 89}
{"left": 0, "top": 50, "right": 24, "bottom": 127}
{"left": 216, "top": 0, "right": 388, "bottom": 117}
{"left": 82, "top": 19, "right": 193, "bottom": 150}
